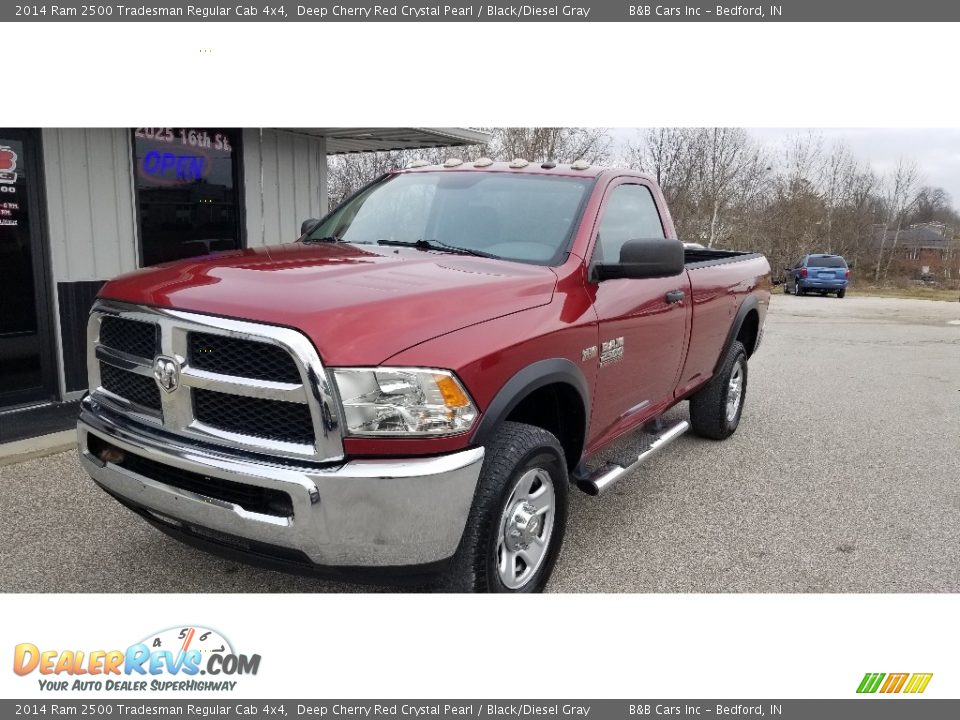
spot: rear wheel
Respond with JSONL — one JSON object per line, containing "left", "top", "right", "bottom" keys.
{"left": 438, "top": 421, "right": 568, "bottom": 593}
{"left": 690, "top": 341, "right": 748, "bottom": 441}
{"left": 837, "top": 289, "right": 846, "bottom": 298}
{"left": 795, "top": 283, "right": 804, "bottom": 296}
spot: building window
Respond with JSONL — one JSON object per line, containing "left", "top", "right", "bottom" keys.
{"left": 132, "top": 128, "right": 242, "bottom": 267}
{"left": 1, "top": 130, "right": 50, "bottom": 404}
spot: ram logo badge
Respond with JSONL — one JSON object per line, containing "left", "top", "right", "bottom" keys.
{"left": 153, "top": 356, "right": 180, "bottom": 393}
{"left": 600, "top": 337, "right": 624, "bottom": 366}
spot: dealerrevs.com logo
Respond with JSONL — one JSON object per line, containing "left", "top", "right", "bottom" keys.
{"left": 13, "top": 626, "right": 261, "bottom": 692}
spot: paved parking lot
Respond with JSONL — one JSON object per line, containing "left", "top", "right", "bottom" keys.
{"left": 2, "top": 294, "right": 958, "bottom": 592}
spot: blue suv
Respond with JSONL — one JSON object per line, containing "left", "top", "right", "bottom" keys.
{"left": 785, "top": 254, "right": 849, "bottom": 298}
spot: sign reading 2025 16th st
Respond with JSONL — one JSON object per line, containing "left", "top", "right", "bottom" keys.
{"left": 12, "top": 626, "right": 261, "bottom": 692}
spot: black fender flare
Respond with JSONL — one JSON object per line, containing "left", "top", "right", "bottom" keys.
{"left": 714, "top": 294, "right": 760, "bottom": 372}
{"left": 470, "top": 358, "right": 590, "bottom": 449}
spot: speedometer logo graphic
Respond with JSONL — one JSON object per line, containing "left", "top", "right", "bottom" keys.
{"left": 140, "top": 626, "right": 234, "bottom": 658}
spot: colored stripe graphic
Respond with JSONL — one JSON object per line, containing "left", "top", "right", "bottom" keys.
{"left": 857, "top": 673, "right": 885, "bottom": 693}
{"left": 857, "top": 672, "right": 932, "bottom": 694}
{"left": 880, "top": 673, "right": 908, "bottom": 693}
{"left": 904, "top": 673, "right": 933, "bottom": 694}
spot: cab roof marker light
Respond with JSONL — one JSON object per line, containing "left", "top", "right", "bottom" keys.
{"left": 443, "top": 158, "right": 464, "bottom": 168}
{"left": 407, "top": 159, "right": 430, "bottom": 168}
{"left": 509, "top": 158, "right": 529, "bottom": 169}
{"left": 570, "top": 159, "right": 591, "bottom": 170}
{"left": 473, "top": 157, "right": 494, "bottom": 167}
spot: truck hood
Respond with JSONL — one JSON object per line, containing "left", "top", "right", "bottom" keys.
{"left": 98, "top": 242, "right": 557, "bottom": 365}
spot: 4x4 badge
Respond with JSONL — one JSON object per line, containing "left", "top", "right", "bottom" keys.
{"left": 153, "top": 356, "right": 180, "bottom": 393}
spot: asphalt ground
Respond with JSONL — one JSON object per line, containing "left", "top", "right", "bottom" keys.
{"left": 2, "top": 294, "right": 958, "bottom": 593}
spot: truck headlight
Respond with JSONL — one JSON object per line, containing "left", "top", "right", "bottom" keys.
{"left": 331, "top": 368, "right": 478, "bottom": 436}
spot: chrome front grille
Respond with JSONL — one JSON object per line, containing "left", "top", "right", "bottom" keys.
{"left": 99, "top": 361, "right": 162, "bottom": 413}
{"left": 193, "top": 388, "right": 316, "bottom": 445}
{"left": 98, "top": 315, "right": 159, "bottom": 360}
{"left": 87, "top": 299, "right": 343, "bottom": 463}
{"left": 188, "top": 331, "right": 300, "bottom": 383}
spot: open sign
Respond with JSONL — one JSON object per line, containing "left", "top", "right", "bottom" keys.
{"left": 140, "top": 149, "right": 211, "bottom": 185}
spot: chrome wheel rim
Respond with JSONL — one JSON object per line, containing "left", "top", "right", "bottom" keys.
{"left": 496, "top": 467, "right": 556, "bottom": 590}
{"left": 726, "top": 361, "right": 744, "bottom": 422}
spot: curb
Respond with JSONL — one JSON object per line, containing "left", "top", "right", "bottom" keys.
{"left": 0, "top": 430, "right": 77, "bottom": 467}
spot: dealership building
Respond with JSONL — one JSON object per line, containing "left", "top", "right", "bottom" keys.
{"left": 0, "top": 127, "right": 488, "bottom": 437}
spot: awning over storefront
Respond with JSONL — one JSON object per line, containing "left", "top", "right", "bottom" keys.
{"left": 278, "top": 127, "right": 491, "bottom": 154}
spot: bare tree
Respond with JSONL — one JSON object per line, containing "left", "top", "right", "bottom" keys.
{"left": 627, "top": 128, "right": 768, "bottom": 247}
{"left": 905, "top": 186, "right": 960, "bottom": 227}
{"left": 875, "top": 158, "right": 921, "bottom": 283}
{"left": 489, "top": 128, "right": 612, "bottom": 164}
{"left": 697, "top": 128, "right": 767, "bottom": 247}
{"left": 326, "top": 127, "right": 611, "bottom": 207}
{"left": 325, "top": 128, "right": 958, "bottom": 287}
{"left": 626, "top": 128, "right": 704, "bottom": 240}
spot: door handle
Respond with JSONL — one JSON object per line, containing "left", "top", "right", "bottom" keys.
{"left": 665, "top": 289, "right": 685, "bottom": 304}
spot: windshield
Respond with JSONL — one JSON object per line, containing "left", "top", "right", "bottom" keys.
{"left": 306, "top": 171, "right": 594, "bottom": 265}
{"left": 807, "top": 255, "right": 846, "bottom": 268}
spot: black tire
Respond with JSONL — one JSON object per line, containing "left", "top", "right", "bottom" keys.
{"left": 783, "top": 282, "right": 790, "bottom": 294}
{"left": 837, "top": 289, "right": 846, "bottom": 298}
{"left": 437, "top": 421, "right": 569, "bottom": 593}
{"left": 795, "top": 284, "right": 804, "bottom": 296}
{"left": 819, "top": 290, "right": 827, "bottom": 296}
{"left": 689, "top": 340, "right": 748, "bottom": 441}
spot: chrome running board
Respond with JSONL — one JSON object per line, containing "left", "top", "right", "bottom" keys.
{"left": 576, "top": 420, "right": 690, "bottom": 496}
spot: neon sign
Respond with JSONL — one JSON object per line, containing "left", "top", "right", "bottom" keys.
{"left": 140, "top": 149, "right": 210, "bottom": 185}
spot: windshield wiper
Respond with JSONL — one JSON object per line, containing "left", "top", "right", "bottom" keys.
{"left": 302, "top": 235, "right": 342, "bottom": 244}
{"left": 376, "top": 238, "right": 497, "bottom": 259}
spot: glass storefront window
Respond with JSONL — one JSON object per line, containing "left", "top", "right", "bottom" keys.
{"left": 132, "top": 128, "right": 242, "bottom": 267}
{"left": 0, "top": 133, "right": 45, "bottom": 401}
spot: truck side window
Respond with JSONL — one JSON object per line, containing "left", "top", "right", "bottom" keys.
{"left": 594, "top": 184, "right": 665, "bottom": 264}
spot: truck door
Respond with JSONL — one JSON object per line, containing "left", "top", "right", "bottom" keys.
{"left": 585, "top": 180, "right": 691, "bottom": 450}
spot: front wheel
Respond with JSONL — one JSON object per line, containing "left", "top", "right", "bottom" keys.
{"left": 689, "top": 340, "right": 748, "bottom": 440}
{"left": 438, "top": 421, "right": 568, "bottom": 593}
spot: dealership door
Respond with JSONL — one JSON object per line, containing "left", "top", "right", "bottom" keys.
{"left": 0, "top": 129, "right": 56, "bottom": 408}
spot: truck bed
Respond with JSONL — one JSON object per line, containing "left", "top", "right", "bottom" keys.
{"left": 684, "top": 247, "right": 763, "bottom": 269}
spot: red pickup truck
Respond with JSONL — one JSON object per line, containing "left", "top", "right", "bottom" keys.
{"left": 78, "top": 160, "right": 771, "bottom": 592}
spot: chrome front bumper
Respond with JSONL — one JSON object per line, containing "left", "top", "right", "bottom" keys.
{"left": 78, "top": 398, "right": 484, "bottom": 568}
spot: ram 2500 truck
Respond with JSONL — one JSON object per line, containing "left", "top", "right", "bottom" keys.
{"left": 77, "top": 160, "right": 771, "bottom": 592}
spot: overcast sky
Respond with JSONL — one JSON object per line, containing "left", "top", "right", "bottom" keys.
{"left": 611, "top": 128, "right": 960, "bottom": 209}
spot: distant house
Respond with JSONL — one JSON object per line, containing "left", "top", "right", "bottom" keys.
{"left": 874, "top": 222, "right": 960, "bottom": 279}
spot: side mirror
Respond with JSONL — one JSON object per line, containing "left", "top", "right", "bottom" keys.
{"left": 300, "top": 218, "right": 321, "bottom": 237}
{"left": 593, "top": 238, "right": 685, "bottom": 281}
